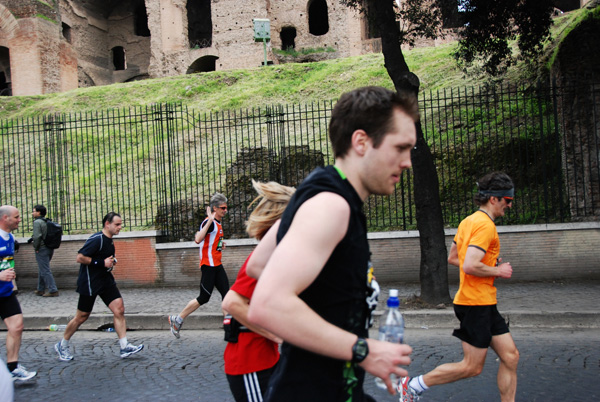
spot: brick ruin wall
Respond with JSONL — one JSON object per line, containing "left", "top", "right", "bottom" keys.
{"left": 0, "top": 0, "right": 464, "bottom": 97}
{"left": 1, "top": 1, "right": 593, "bottom": 96}
{"left": 0, "top": 0, "right": 461, "bottom": 96}
{"left": 1, "top": 0, "right": 377, "bottom": 95}
{"left": 144, "top": 0, "right": 367, "bottom": 77}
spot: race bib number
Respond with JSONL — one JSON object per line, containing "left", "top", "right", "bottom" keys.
{"left": 0, "top": 256, "right": 14, "bottom": 271}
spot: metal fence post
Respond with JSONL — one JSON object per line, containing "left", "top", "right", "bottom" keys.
{"left": 152, "top": 104, "right": 170, "bottom": 239}
{"left": 43, "top": 114, "right": 69, "bottom": 229}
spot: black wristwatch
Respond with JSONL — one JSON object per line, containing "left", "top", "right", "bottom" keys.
{"left": 351, "top": 337, "right": 369, "bottom": 363}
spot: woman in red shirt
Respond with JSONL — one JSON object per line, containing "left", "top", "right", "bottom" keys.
{"left": 222, "top": 180, "right": 295, "bottom": 402}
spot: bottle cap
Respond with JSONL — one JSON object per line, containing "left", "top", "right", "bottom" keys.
{"left": 387, "top": 289, "right": 400, "bottom": 307}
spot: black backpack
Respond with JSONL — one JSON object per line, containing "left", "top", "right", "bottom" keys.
{"left": 43, "top": 218, "right": 63, "bottom": 249}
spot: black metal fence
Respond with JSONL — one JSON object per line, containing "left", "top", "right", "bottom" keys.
{"left": 1, "top": 81, "right": 598, "bottom": 240}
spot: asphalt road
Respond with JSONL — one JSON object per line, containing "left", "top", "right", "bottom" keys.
{"left": 11, "top": 327, "right": 600, "bottom": 401}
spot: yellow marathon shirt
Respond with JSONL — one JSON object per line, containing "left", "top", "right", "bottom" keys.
{"left": 453, "top": 210, "right": 501, "bottom": 306}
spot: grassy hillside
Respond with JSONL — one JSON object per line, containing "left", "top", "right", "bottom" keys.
{"left": 0, "top": 8, "right": 587, "bottom": 121}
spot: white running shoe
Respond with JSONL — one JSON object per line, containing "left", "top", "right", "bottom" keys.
{"left": 11, "top": 364, "right": 37, "bottom": 382}
{"left": 55, "top": 342, "right": 74, "bottom": 361}
{"left": 120, "top": 343, "right": 144, "bottom": 358}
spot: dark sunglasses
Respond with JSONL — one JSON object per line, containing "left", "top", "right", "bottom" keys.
{"left": 501, "top": 197, "right": 513, "bottom": 204}
{"left": 217, "top": 206, "right": 228, "bottom": 210}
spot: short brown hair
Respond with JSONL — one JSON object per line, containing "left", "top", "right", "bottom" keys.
{"left": 246, "top": 180, "right": 295, "bottom": 240}
{"left": 329, "top": 86, "right": 419, "bottom": 158}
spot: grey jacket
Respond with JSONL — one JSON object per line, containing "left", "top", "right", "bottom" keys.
{"left": 32, "top": 217, "right": 48, "bottom": 251}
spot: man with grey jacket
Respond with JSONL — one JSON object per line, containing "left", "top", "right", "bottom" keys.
{"left": 31, "top": 205, "right": 59, "bottom": 297}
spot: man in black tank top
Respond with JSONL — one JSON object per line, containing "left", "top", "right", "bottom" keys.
{"left": 247, "top": 87, "right": 420, "bottom": 401}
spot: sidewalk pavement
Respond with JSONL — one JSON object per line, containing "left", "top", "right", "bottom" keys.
{"left": 8, "top": 281, "right": 600, "bottom": 331}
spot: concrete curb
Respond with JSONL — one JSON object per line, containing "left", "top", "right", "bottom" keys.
{"left": 502, "top": 311, "right": 600, "bottom": 329}
{"left": 388, "top": 310, "right": 600, "bottom": 329}
{"left": 16, "top": 314, "right": 225, "bottom": 331}
{"left": 15, "top": 310, "right": 600, "bottom": 331}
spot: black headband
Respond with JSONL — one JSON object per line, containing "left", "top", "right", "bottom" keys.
{"left": 478, "top": 188, "right": 514, "bottom": 198}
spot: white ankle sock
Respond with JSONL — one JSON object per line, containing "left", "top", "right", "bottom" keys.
{"left": 119, "top": 337, "right": 128, "bottom": 349}
{"left": 176, "top": 315, "right": 183, "bottom": 324}
{"left": 409, "top": 375, "right": 429, "bottom": 394}
{"left": 61, "top": 339, "right": 69, "bottom": 348}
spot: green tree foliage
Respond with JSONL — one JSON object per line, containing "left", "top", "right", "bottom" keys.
{"left": 345, "top": 0, "right": 444, "bottom": 48}
{"left": 395, "top": 1, "right": 443, "bottom": 47}
{"left": 454, "top": 0, "right": 554, "bottom": 75}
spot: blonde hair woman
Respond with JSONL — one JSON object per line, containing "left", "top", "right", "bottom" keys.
{"left": 222, "top": 180, "right": 295, "bottom": 402}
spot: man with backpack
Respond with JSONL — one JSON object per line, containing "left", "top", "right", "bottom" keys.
{"left": 30, "top": 205, "right": 59, "bottom": 297}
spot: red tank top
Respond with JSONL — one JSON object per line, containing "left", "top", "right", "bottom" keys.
{"left": 199, "top": 218, "right": 223, "bottom": 267}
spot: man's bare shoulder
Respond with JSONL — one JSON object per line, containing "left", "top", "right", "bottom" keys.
{"left": 298, "top": 191, "right": 349, "bottom": 219}
{"left": 301, "top": 191, "right": 349, "bottom": 211}
{"left": 286, "top": 192, "right": 350, "bottom": 239}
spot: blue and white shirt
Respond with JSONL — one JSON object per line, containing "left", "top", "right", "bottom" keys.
{"left": 0, "top": 229, "right": 15, "bottom": 297}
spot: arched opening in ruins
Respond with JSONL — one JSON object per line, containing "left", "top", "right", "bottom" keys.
{"left": 81, "top": 71, "right": 95, "bottom": 87}
{"left": 134, "top": 1, "right": 150, "bottom": 37}
{"left": 307, "top": 0, "right": 329, "bottom": 36}
{"left": 281, "top": 26, "right": 297, "bottom": 50}
{"left": 186, "top": 56, "right": 218, "bottom": 74}
{"left": 62, "top": 22, "right": 72, "bottom": 43}
{"left": 187, "top": 0, "right": 212, "bottom": 48}
{"left": 0, "top": 47, "right": 11, "bottom": 96}
{"left": 112, "top": 46, "right": 126, "bottom": 70}
{"left": 125, "top": 74, "right": 150, "bottom": 82}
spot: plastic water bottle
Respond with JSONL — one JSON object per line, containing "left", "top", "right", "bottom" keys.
{"left": 374, "top": 289, "right": 404, "bottom": 390}
{"left": 48, "top": 324, "right": 67, "bottom": 331}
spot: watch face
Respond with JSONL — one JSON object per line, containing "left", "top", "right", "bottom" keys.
{"left": 355, "top": 340, "right": 368, "bottom": 357}
{"left": 353, "top": 338, "right": 369, "bottom": 362}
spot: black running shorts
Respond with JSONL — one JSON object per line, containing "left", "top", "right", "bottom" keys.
{"left": 0, "top": 292, "right": 22, "bottom": 320}
{"left": 452, "top": 304, "right": 510, "bottom": 348}
{"left": 77, "top": 283, "right": 122, "bottom": 313}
